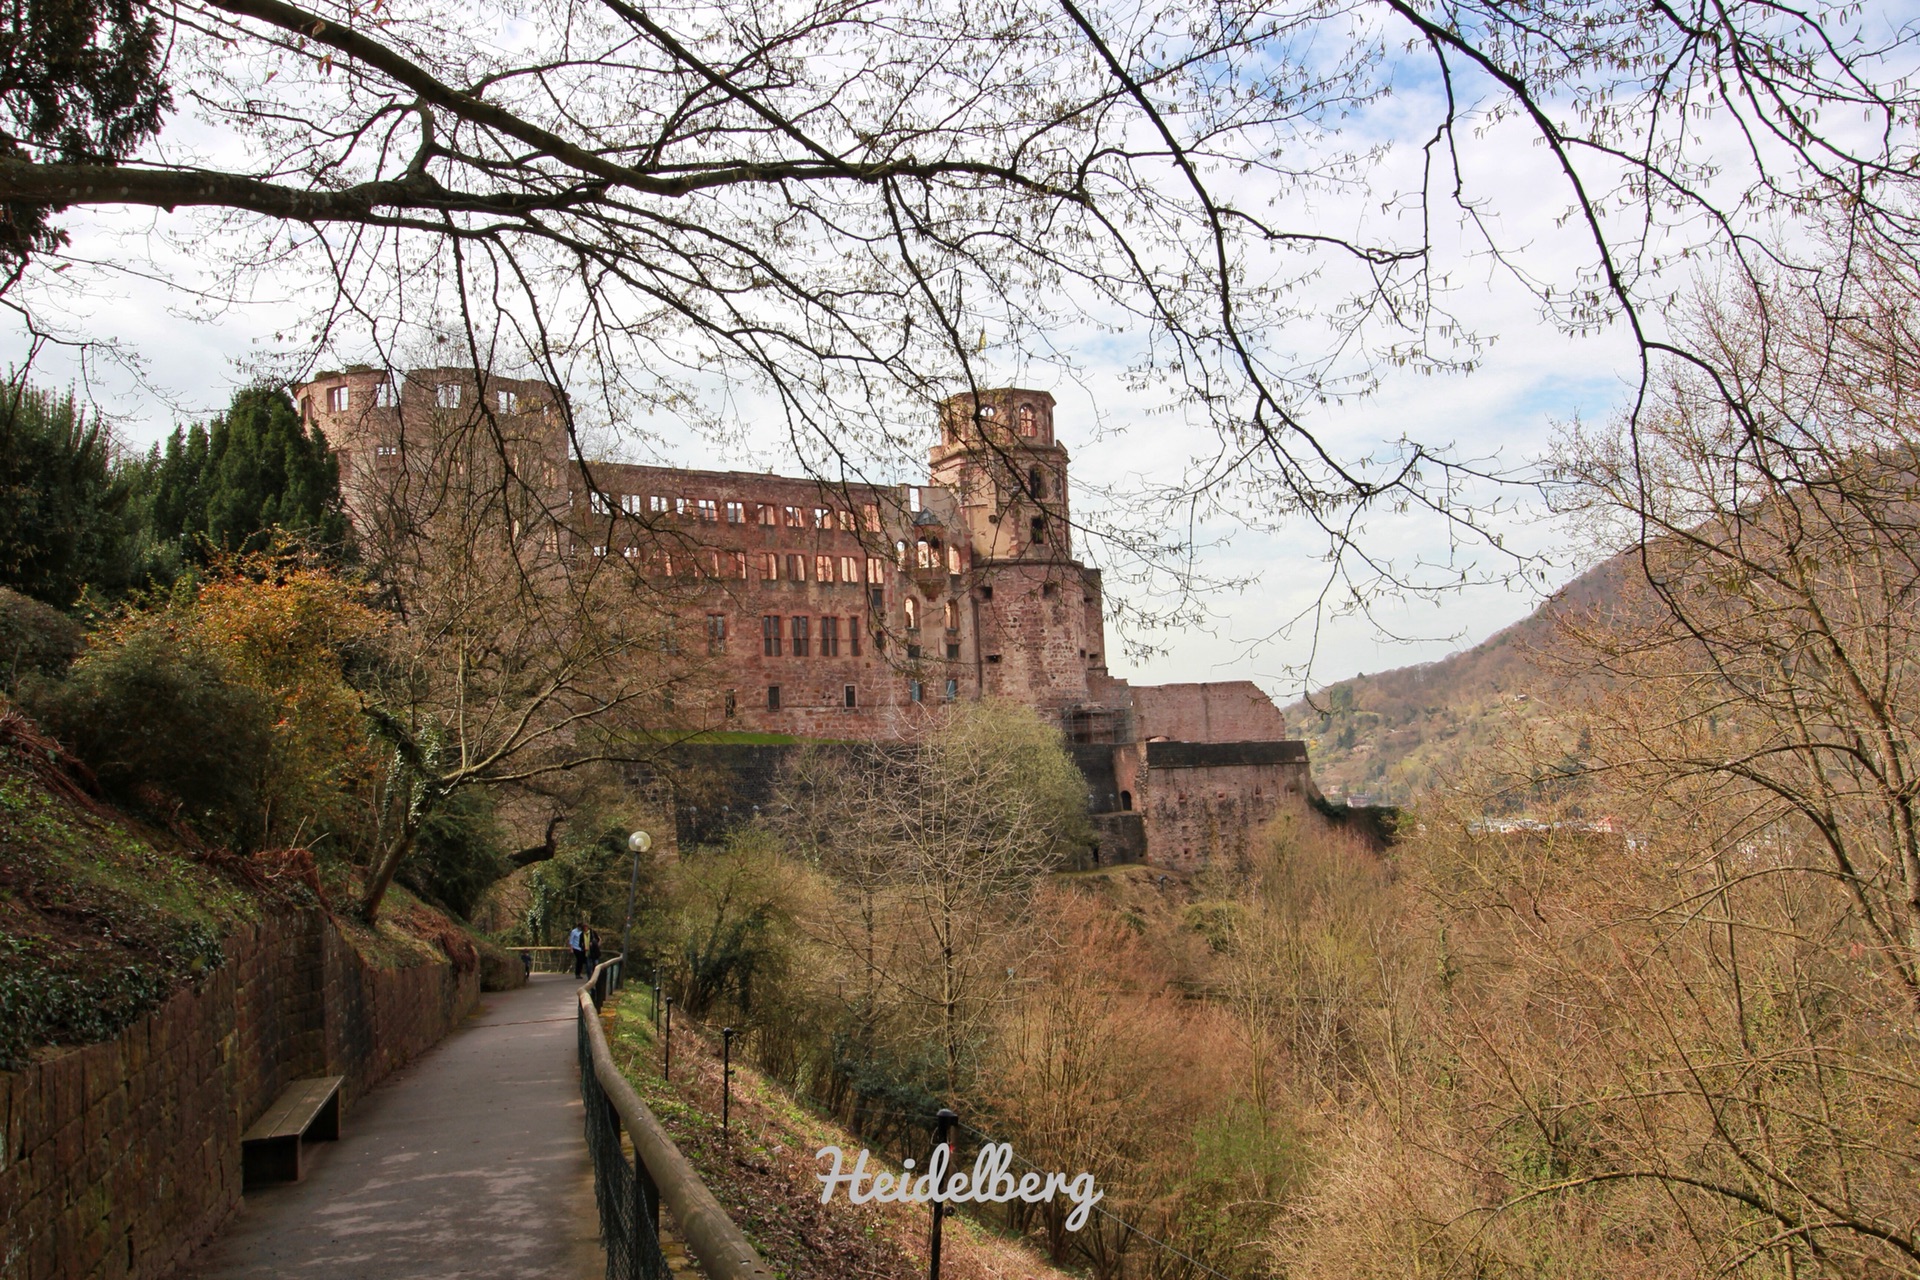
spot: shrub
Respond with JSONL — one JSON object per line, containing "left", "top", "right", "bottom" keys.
{"left": 397, "top": 786, "right": 508, "bottom": 920}
{"left": 0, "top": 586, "right": 81, "bottom": 690}
{"left": 20, "top": 628, "right": 276, "bottom": 847}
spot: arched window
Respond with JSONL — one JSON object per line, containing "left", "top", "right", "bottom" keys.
{"left": 1120, "top": 790, "right": 1133, "bottom": 811}
{"left": 904, "top": 597, "right": 919, "bottom": 629}
{"left": 1028, "top": 466, "right": 1047, "bottom": 499}
{"left": 1017, "top": 405, "right": 1037, "bottom": 437}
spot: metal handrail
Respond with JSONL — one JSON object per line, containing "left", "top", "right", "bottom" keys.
{"left": 579, "top": 957, "right": 773, "bottom": 1280}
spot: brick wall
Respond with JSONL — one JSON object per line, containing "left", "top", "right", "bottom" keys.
{"left": 0, "top": 911, "right": 479, "bottom": 1280}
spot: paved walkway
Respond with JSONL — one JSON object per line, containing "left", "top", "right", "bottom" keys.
{"left": 186, "top": 975, "right": 604, "bottom": 1280}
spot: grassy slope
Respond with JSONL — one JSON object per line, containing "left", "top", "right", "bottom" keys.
{"left": 603, "top": 988, "right": 1079, "bottom": 1280}
{"left": 0, "top": 714, "right": 487, "bottom": 1070}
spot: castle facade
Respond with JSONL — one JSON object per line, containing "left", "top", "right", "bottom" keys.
{"left": 296, "top": 366, "right": 1328, "bottom": 868}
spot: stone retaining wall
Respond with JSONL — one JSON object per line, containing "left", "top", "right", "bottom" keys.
{"left": 0, "top": 911, "right": 479, "bottom": 1280}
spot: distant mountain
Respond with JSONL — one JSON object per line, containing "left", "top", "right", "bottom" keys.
{"left": 1283, "top": 552, "right": 1635, "bottom": 804}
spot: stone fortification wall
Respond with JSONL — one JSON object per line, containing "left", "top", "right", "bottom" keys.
{"left": 1131, "top": 682, "right": 1290, "bottom": 744}
{"left": 0, "top": 912, "right": 478, "bottom": 1280}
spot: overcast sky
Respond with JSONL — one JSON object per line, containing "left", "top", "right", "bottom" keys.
{"left": 0, "top": 13, "right": 1828, "bottom": 705}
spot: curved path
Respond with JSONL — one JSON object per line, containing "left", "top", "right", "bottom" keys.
{"left": 185, "top": 974, "right": 603, "bottom": 1280}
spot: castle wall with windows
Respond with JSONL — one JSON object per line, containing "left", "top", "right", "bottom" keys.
{"left": 295, "top": 370, "right": 1322, "bottom": 865}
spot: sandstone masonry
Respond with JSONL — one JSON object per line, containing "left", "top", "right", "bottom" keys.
{"left": 0, "top": 913, "right": 478, "bottom": 1280}
{"left": 294, "top": 368, "right": 1327, "bottom": 866}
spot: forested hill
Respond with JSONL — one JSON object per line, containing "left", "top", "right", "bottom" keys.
{"left": 1283, "top": 550, "right": 1634, "bottom": 804}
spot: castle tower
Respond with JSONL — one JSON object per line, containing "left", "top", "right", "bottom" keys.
{"left": 931, "top": 389, "right": 1112, "bottom": 717}
{"left": 294, "top": 366, "right": 569, "bottom": 528}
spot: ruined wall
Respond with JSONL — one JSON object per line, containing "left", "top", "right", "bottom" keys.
{"left": 0, "top": 913, "right": 478, "bottom": 1280}
{"left": 1131, "top": 682, "right": 1289, "bottom": 744}
{"left": 1130, "top": 741, "right": 1316, "bottom": 873}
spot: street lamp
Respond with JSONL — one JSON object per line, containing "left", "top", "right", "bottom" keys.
{"left": 620, "top": 829, "right": 652, "bottom": 987}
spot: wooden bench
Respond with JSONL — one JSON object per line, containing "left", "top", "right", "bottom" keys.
{"left": 241, "top": 1076, "right": 344, "bottom": 1187}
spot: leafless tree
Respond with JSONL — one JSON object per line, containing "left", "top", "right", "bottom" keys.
{"left": 6, "top": 0, "right": 1916, "bottom": 652}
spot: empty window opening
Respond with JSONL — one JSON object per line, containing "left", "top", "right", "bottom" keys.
{"left": 589, "top": 490, "right": 613, "bottom": 515}
{"left": 436, "top": 382, "right": 462, "bottom": 409}
{"left": 696, "top": 498, "right": 719, "bottom": 522}
{"left": 784, "top": 505, "right": 805, "bottom": 527}
{"left": 813, "top": 506, "right": 831, "bottom": 528}
{"left": 731, "top": 551, "right": 748, "bottom": 579}
{"left": 327, "top": 385, "right": 350, "bottom": 411}
{"left": 706, "top": 614, "right": 727, "bottom": 655}
{"left": 651, "top": 495, "right": 670, "bottom": 513}
{"left": 1030, "top": 516, "right": 1048, "bottom": 546}
{"left": 1018, "top": 404, "right": 1037, "bottom": 437}
{"left": 374, "top": 380, "right": 397, "bottom": 408}
{"left": 821, "top": 616, "right": 841, "bottom": 657}
{"left": 907, "top": 643, "right": 922, "bottom": 660}
{"left": 895, "top": 540, "right": 909, "bottom": 567}
{"left": 945, "top": 601, "right": 960, "bottom": 630}
{"left": 1120, "top": 790, "right": 1133, "bottom": 811}
{"left": 837, "top": 509, "right": 855, "bottom": 531}
{"left": 1028, "top": 466, "right": 1046, "bottom": 499}
{"left": 862, "top": 503, "right": 881, "bottom": 531}
{"left": 762, "top": 615, "right": 782, "bottom": 656}
{"left": 868, "top": 587, "right": 885, "bottom": 613}
{"left": 725, "top": 501, "right": 746, "bottom": 524}
{"left": 767, "top": 685, "right": 781, "bottom": 711}
{"left": 497, "top": 389, "right": 518, "bottom": 413}
{"left": 946, "top": 643, "right": 960, "bottom": 661}
{"left": 761, "top": 552, "right": 779, "bottom": 580}
{"left": 375, "top": 444, "right": 400, "bottom": 460}
{"left": 849, "top": 619, "right": 862, "bottom": 656}
{"left": 909, "top": 680, "right": 923, "bottom": 702}
{"left": 944, "top": 678, "right": 958, "bottom": 702}
{"left": 904, "top": 597, "right": 918, "bottom": 629}
{"left": 725, "top": 690, "right": 737, "bottom": 718}
{"left": 791, "top": 615, "right": 810, "bottom": 657}
{"left": 840, "top": 556, "right": 859, "bottom": 583}
{"left": 866, "top": 556, "right": 885, "bottom": 583}
{"left": 979, "top": 585, "right": 993, "bottom": 601}
{"left": 786, "top": 553, "right": 806, "bottom": 582}
{"left": 816, "top": 554, "right": 834, "bottom": 582}
{"left": 985, "top": 654, "right": 1002, "bottom": 664}
{"left": 622, "top": 493, "right": 645, "bottom": 515}
{"left": 759, "top": 503, "right": 778, "bottom": 526}
{"left": 844, "top": 684, "right": 858, "bottom": 708}
{"left": 1041, "top": 581, "right": 1058, "bottom": 598}
{"left": 947, "top": 545, "right": 962, "bottom": 574}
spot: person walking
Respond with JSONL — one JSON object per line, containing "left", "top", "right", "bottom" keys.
{"left": 587, "top": 928, "right": 602, "bottom": 972}
{"left": 568, "top": 923, "right": 586, "bottom": 978}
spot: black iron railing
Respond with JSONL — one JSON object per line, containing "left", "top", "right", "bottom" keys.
{"left": 577, "top": 957, "right": 771, "bottom": 1280}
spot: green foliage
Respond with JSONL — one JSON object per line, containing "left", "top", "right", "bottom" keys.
{"left": 0, "top": 926, "right": 222, "bottom": 1071}
{"left": 397, "top": 786, "right": 507, "bottom": 920}
{"left": 0, "top": 0, "right": 171, "bottom": 262}
{"left": 19, "top": 626, "right": 276, "bottom": 847}
{"left": 525, "top": 816, "right": 656, "bottom": 947}
{"left": 0, "top": 585, "right": 80, "bottom": 689}
{"left": 127, "top": 384, "right": 349, "bottom": 577}
{"left": 0, "top": 384, "right": 138, "bottom": 606}
{"left": 666, "top": 828, "right": 799, "bottom": 1018}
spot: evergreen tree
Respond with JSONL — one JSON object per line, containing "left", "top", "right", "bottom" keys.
{"left": 0, "top": 384, "right": 136, "bottom": 607}
{"left": 133, "top": 385, "right": 350, "bottom": 571}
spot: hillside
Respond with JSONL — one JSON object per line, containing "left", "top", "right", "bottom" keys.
{"left": 1283, "top": 551, "right": 1634, "bottom": 804}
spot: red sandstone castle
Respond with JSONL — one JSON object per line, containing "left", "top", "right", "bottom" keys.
{"left": 296, "top": 366, "right": 1330, "bottom": 868}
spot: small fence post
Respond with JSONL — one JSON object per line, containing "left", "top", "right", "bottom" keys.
{"left": 663, "top": 996, "right": 673, "bottom": 1082}
{"left": 929, "top": 1108, "right": 957, "bottom": 1280}
{"left": 721, "top": 1027, "right": 734, "bottom": 1140}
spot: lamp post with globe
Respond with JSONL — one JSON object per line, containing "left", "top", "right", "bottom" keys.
{"left": 620, "top": 829, "right": 652, "bottom": 986}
